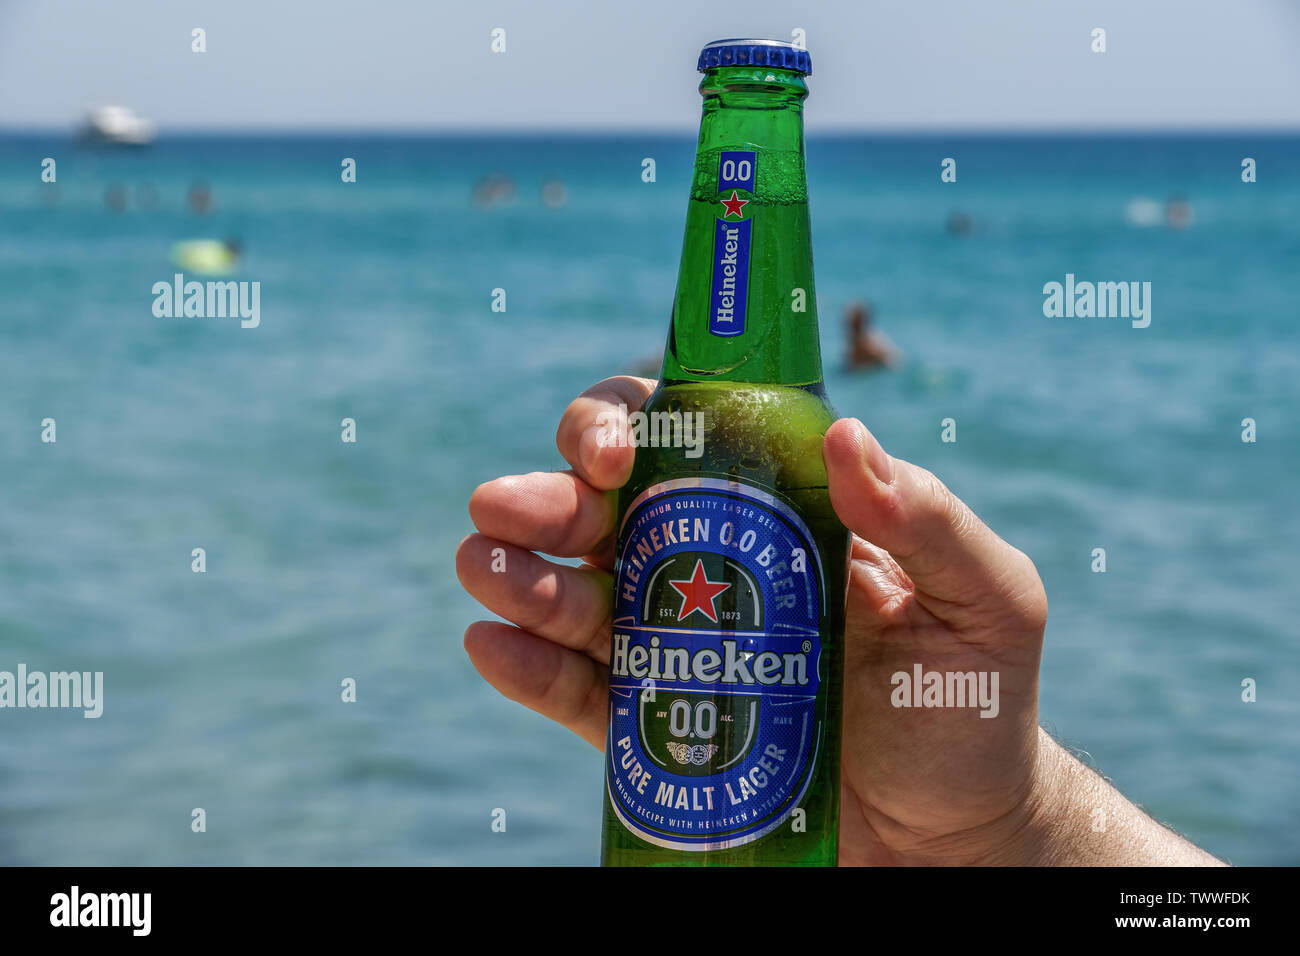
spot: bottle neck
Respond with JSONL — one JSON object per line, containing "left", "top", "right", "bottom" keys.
{"left": 661, "top": 65, "right": 823, "bottom": 388}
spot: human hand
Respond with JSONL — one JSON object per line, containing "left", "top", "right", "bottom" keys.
{"left": 457, "top": 375, "right": 1220, "bottom": 866}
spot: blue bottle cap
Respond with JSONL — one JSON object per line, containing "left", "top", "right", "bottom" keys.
{"left": 697, "top": 38, "right": 812, "bottom": 76}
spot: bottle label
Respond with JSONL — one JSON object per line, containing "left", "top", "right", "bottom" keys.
{"left": 718, "top": 149, "right": 755, "bottom": 192}
{"left": 710, "top": 150, "right": 755, "bottom": 337}
{"left": 607, "top": 476, "right": 825, "bottom": 851}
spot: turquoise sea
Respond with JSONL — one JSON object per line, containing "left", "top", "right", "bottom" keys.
{"left": 0, "top": 133, "right": 1297, "bottom": 865}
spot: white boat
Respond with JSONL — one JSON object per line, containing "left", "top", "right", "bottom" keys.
{"left": 78, "top": 105, "right": 156, "bottom": 146}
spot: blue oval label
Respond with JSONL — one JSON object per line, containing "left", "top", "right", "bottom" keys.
{"left": 607, "top": 477, "right": 825, "bottom": 851}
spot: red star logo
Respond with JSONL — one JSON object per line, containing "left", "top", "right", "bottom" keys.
{"left": 668, "top": 559, "right": 732, "bottom": 623}
{"left": 719, "top": 190, "right": 749, "bottom": 219}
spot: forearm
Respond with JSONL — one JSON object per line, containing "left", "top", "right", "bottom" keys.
{"left": 1004, "top": 728, "right": 1225, "bottom": 866}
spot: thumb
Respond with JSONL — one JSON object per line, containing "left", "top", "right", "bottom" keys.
{"left": 823, "top": 418, "right": 1046, "bottom": 631}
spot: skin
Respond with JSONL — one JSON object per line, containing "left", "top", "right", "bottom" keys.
{"left": 846, "top": 304, "right": 901, "bottom": 370}
{"left": 456, "top": 376, "right": 1224, "bottom": 866}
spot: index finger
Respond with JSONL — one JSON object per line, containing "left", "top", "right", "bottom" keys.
{"left": 555, "top": 375, "right": 656, "bottom": 491}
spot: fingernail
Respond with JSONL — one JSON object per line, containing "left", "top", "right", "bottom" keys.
{"left": 858, "top": 420, "right": 894, "bottom": 485}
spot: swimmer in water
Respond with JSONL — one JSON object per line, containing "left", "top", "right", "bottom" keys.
{"left": 169, "top": 237, "right": 242, "bottom": 275}
{"left": 846, "top": 301, "right": 901, "bottom": 371}
{"left": 473, "top": 174, "right": 517, "bottom": 207}
{"left": 1166, "top": 194, "right": 1194, "bottom": 230}
{"left": 541, "top": 177, "right": 567, "bottom": 208}
{"left": 946, "top": 210, "right": 975, "bottom": 237}
{"left": 105, "top": 183, "right": 128, "bottom": 213}
{"left": 188, "top": 180, "right": 213, "bottom": 215}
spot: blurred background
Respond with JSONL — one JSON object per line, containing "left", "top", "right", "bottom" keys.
{"left": 0, "top": 0, "right": 1297, "bottom": 865}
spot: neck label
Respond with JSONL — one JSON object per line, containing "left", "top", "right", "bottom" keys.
{"left": 710, "top": 150, "right": 755, "bottom": 338}
{"left": 718, "top": 150, "right": 755, "bottom": 192}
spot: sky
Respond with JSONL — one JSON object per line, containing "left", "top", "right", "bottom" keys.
{"left": 0, "top": 0, "right": 1297, "bottom": 132}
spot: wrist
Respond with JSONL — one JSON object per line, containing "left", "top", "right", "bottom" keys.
{"left": 977, "top": 727, "right": 1226, "bottom": 866}
{"left": 965, "top": 726, "right": 1069, "bottom": 866}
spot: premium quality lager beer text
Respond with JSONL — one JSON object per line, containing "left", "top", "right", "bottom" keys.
{"left": 601, "top": 39, "right": 850, "bottom": 866}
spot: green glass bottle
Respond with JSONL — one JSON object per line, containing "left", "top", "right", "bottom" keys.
{"left": 601, "top": 39, "right": 849, "bottom": 866}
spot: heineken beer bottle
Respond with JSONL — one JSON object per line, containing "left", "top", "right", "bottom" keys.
{"left": 601, "top": 39, "right": 850, "bottom": 866}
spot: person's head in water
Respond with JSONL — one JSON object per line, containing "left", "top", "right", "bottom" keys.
{"left": 104, "top": 183, "right": 128, "bottom": 213}
{"left": 847, "top": 301, "right": 872, "bottom": 333}
{"left": 223, "top": 237, "right": 243, "bottom": 258}
{"left": 1166, "top": 193, "right": 1193, "bottom": 230}
{"left": 188, "top": 180, "right": 213, "bottom": 215}
{"left": 946, "top": 210, "right": 974, "bottom": 236}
